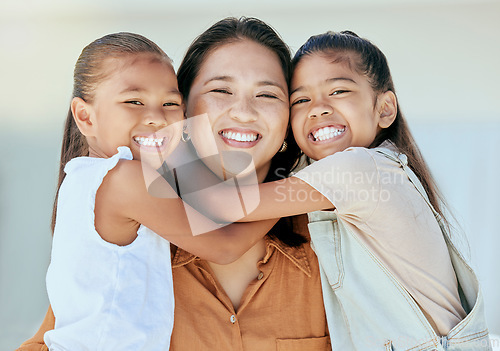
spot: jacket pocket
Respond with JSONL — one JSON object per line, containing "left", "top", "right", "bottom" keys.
{"left": 276, "top": 336, "right": 331, "bottom": 351}
{"left": 308, "top": 218, "right": 344, "bottom": 290}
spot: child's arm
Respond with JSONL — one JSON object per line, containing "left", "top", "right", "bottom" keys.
{"left": 181, "top": 148, "right": 379, "bottom": 223}
{"left": 96, "top": 159, "right": 278, "bottom": 265}
{"left": 239, "top": 177, "right": 333, "bottom": 221}
{"left": 157, "top": 144, "right": 333, "bottom": 223}
{"left": 186, "top": 176, "right": 334, "bottom": 223}
{"left": 15, "top": 305, "right": 53, "bottom": 351}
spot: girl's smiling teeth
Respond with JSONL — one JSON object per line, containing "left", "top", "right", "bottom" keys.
{"left": 310, "top": 125, "right": 346, "bottom": 142}
{"left": 220, "top": 130, "right": 260, "bottom": 142}
{"left": 133, "top": 136, "right": 165, "bottom": 147}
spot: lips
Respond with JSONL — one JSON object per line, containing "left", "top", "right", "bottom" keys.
{"left": 309, "top": 124, "right": 346, "bottom": 142}
{"left": 219, "top": 128, "right": 261, "bottom": 148}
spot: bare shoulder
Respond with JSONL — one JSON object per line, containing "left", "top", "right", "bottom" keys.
{"left": 104, "top": 159, "right": 146, "bottom": 189}
{"left": 94, "top": 159, "right": 145, "bottom": 246}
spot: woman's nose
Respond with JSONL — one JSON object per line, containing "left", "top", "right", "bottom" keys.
{"left": 229, "top": 97, "right": 258, "bottom": 123}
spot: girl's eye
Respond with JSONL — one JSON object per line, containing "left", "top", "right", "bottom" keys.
{"left": 125, "top": 100, "right": 143, "bottom": 105}
{"left": 164, "top": 102, "right": 180, "bottom": 107}
{"left": 291, "top": 98, "right": 310, "bottom": 106}
{"left": 330, "top": 90, "right": 350, "bottom": 96}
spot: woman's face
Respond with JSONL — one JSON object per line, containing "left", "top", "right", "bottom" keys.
{"left": 185, "top": 39, "right": 289, "bottom": 182}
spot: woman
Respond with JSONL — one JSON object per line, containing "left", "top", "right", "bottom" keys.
{"left": 17, "top": 17, "right": 331, "bottom": 351}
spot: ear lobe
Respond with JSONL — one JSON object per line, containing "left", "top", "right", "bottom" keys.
{"left": 377, "top": 91, "right": 397, "bottom": 129}
{"left": 71, "top": 97, "right": 95, "bottom": 136}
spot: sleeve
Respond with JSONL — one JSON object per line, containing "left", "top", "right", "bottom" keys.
{"left": 15, "top": 306, "right": 54, "bottom": 351}
{"left": 292, "top": 147, "right": 381, "bottom": 220}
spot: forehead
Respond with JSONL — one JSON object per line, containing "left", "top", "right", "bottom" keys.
{"left": 198, "top": 39, "right": 285, "bottom": 81}
{"left": 296, "top": 51, "right": 358, "bottom": 73}
{"left": 291, "top": 52, "right": 363, "bottom": 86}
{"left": 100, "top": 53, "right": 174, "bottom": 79}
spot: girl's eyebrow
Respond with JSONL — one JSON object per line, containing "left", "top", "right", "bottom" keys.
{"left": 290, "top": 77, "right": 357, "bottom": 95}
{"left": 120, "top": 86, "right": 147, "bottom": 94}
{"left": 326, "top": 77, "right": 357, "bottom": 84}
{"left": 119, "top": 86, "right": 182, "bottom": 96}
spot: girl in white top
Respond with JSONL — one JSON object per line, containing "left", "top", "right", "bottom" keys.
{"left": 201, "top": 31, "right": 491, "bottom": 349}
{"left": 43, "top": 32, "right": 278, "bottom": 351}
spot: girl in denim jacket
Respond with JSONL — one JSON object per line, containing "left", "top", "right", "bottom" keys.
{"left": 209, "top": 31, "right": 491, "bottom": 350}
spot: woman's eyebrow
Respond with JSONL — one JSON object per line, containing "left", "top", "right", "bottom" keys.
{"left": 290, "top": 77, "right": 357, "bottom": 95}
{"left": 257, "top": 80, "right": 286, "bottom": 90}
{"left": 204, "top": 76, "right": 233, "bottom": 85}
{"left": 204, "top": 77, "right": 286, "bottom": 93}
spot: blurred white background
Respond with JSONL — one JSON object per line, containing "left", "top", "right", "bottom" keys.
{"left": 1, "top": 0, "right": 499, "bottom": 349}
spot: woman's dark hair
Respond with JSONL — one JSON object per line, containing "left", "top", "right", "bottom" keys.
{"left": 293, "top": 30, "right": 451, "bottom": 231}
{"left": 51, "top": 32, "right": 171, "bottom": 232}
{"left": 177, "top": 17, "right": 305, "bottom": 246}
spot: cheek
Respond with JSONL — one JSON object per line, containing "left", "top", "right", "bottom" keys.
{"left": 290, "top": 111, "right": 305, "bottom": 137}
{"left": 267, "top": 104, "right": 289, "bottom": 133}
{"left": 188, "top": 97, "right": 224, "bottom": 129}
{"left": 168, "top": 109, "right": 185, "bottom": 124}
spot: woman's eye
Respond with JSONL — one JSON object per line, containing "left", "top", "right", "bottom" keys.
{"left": 211, "top": 89, "right": 231, "bottom": 95}
{"left": 257, "top": 93, "right": 278, "bottom": 99}
{"left": 291, "top": 98, "right": 310, "bottom": 106}
{"left": 330, "top": 90, "right": 350, "bottom": 96}
{"left": 125, "top": 100, "right": 143, "bottom": 105}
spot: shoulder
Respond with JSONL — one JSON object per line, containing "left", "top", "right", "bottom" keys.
{"left": 325, "top": 146, "right": 377, "bottom": 169}
{"left": 296, "top": 147, "right": 378, "bottom": 180}
{"left": 97, "top": 159, "right": 151, "bottom": 211}
{"left": 104, "top": 159, "right": 153, "bottom": 188}
{"left": 109, "top": 158, "right": 143, "bottom": 177}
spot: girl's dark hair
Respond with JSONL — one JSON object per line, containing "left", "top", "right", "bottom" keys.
{"left": 177, "top": 17, "right": 305, "bottom": 246}
{"left": 293, "top": 30, "right": 451, "bottom": 230}
{"left": 51, "top": 32, "right": 171, "bottom": 232}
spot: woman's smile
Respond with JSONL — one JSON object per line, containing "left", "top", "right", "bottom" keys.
{"left": 219, "top": 127, "right": 261, "bottom": 148}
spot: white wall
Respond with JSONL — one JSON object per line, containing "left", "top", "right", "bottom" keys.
{"left": 1, "top": 0, "right": 499, "bottom": 349}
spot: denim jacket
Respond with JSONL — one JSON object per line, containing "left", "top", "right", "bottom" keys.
{"left": 308, "top": 147, "right": 491, "bottom": 350}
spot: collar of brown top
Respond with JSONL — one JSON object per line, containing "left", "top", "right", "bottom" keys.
{"left": 171, "top": 235, "right": 312, "bottom": 277}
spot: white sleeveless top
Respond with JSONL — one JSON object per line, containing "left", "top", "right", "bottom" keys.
{"left": 44, "top": 147, "right": 174, "bottom": 351}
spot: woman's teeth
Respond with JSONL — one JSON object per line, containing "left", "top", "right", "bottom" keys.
{"left": 221, "top": 131, "right": 258, "bottom": 142}
{"left": 312, "top": 126, "right": 345, "bottom": 141}
{"left": 134, "top": 136, "right": 164, "bottom": 146}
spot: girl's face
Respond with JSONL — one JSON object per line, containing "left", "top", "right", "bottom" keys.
{"left": 80, "top": 54, "right": 184, "bottom": 166}
{"left": 290, "top": 53, "right": 385, "bottom": 161}
{"left": 185, "top": 39, "right": 289, "bottom": 182}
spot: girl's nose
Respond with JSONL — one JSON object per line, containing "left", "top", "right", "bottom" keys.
{"left": 309, "top": 103, "right": 333, "bottom": 119}
{"left": 229, "top": 97, "right": 258, "bottom": 123}
{"left": 145, "top": 108, "right": 168, "bottom": 127}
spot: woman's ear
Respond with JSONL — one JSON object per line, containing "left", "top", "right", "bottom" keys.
{"left": 71, "top": 97, "right": 95, "bottom": 136}
{"left": 377, "top": 91, "right": 397, "bottom": 129}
